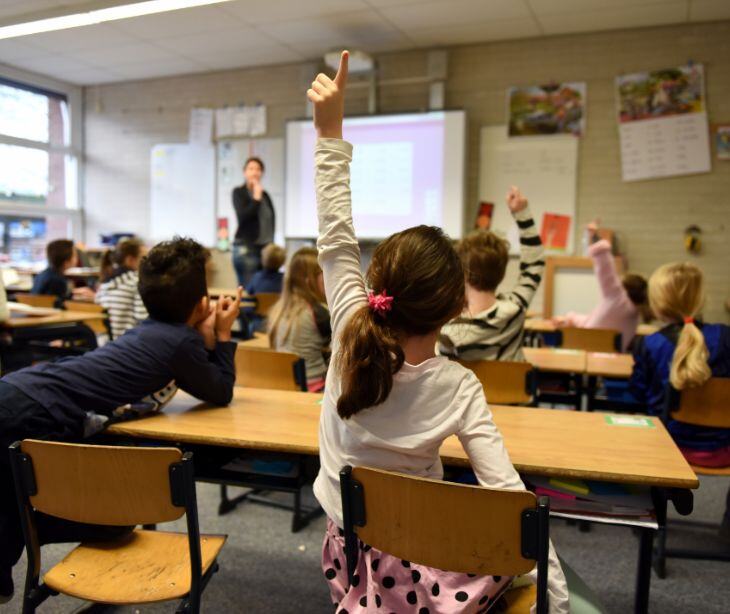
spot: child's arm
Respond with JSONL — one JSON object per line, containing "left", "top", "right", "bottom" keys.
{"left": 503, "top": 187, "right": 545, "bottom": 310}
{"left": 308, "top": 52, "right": 368, "bottom": 337}
{"left": 589, "top": 239, "right": 624, "bottom": 300}
{"left": 133, "top": 290, "right": 148, "bottom": 324}
{"left": 171, "top": 289, "right": 242, "bottom": 405}
{"left": 457, "top": 377, "right": 570, "bottom": 613}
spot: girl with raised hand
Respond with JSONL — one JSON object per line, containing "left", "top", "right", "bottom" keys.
{"left": 308, "top": 51, "right": 569, "bottom": 614}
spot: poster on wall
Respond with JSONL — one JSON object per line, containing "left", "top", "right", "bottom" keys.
{"left": 540, "top": 213, "right": 571, "bottom": 251}
{"left": 507, "top": 82, "right": 586, "bottom": 137}
{"left": 716, "top": 125, "right": 730, "bottom": 160}
{"left": 616, "top": 64, "right": 711, "bottom": 181}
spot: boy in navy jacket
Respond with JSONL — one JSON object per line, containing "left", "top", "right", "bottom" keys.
{"left": 0, "top": 237, "right": 242, "bottom": 602}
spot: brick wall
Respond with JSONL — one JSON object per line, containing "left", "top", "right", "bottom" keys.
{"left": 84, "top": 20, "right": 730, "bottom": 321}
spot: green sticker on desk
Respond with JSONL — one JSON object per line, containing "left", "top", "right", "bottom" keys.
{"left": 604, "top": 415, "right": 654, "bottom": 428}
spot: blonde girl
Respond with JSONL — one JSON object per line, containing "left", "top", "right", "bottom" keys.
{"left": 268, "top": 246, "right": 331, "bottom": 392}
{"left": 630, "top": 262, "right": 730, "bottom": 466}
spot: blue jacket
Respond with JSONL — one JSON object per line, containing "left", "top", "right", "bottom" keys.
{"left": 246, "top": 269, "right": 283, "bottom": 295}
{"left": 629, "top": 322, "right": 730, "bottom": 448}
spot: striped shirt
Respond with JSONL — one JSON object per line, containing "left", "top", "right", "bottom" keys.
{"left": 95, "top": 268, "right": 148, "bottom": 339}
{"left": 438, "top": 206, "right": 545, "bottom": 362}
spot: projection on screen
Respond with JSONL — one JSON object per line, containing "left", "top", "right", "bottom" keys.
{"left": 285, "top": 111, "right": 466, "bottom": 239}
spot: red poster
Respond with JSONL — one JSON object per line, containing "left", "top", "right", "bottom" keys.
{"left": 540, "top": 213, "right": 571, "bottom": 251}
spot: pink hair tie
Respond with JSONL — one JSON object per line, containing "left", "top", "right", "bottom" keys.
{"left": 684, "top": 316, "right": 694, "bottom": 325}
{"left": 367, "top": 290, "right": 394, "bottom": 316}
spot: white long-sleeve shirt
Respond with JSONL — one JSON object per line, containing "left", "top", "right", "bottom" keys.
{"left": 311, "top": 138, "right": 569, "bottom": 613}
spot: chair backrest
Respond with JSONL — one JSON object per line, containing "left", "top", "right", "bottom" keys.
{"left": 16, "top": 293, "right": 56, "bottom": 308}
{"left": 63, "top": 300, "right": 109, "bottom": 335}
{"left": 254, "top": 292, "right": 280, "bottom": 318}
{"left": 12, "top": 440, "right": 187, "bottom": 526}
{"left": 559, "top": 327, "right": 621, "bottom": 353}
{"left": 235, "top": 346, "right": 307, "bottom": 391}
{"left": 340, "top": 467, "right": 548, "bottom": 580}
{"left": 665, "top": 378, "right": 730, "bottom": 429}
{"left": 458, "top": 359, "right": 535, "bottom": 405}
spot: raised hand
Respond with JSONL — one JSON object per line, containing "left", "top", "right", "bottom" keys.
{"left": 307, "top": 50, "right": 349, "bottom": 139}
{"left": 251, "top": 178, "right": 263, "bottom": 201}
{"left": 506, "top": 185, "right": 528, "bottom": 213}
{"left": 215, "top": 286, "right": 243, "bottom": 342}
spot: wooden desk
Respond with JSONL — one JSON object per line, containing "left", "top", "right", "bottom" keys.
{"left": 524, "top": 318, "right": 557, "bottom": 333}
{"left": 586, "top": 352, "right": 634, "bottom": 379}
{"left": 65, "top": 266, "right": 100, "bottom": 279}
{"left": 238, "top": 332, "right": 270, "bottom": 349}
{"left": 107, "top": 387, "right": 696, "bottom": 490}
{"left": 209, "top": 286, "right": 249, "bottom": 298}
{"left": 2, "top": 308, "right": 106, "bottom": 329}
{"left": 523, "top": 347, "right": 586, "bottom": 374}
{"left": 107, "top": 387, "right": 696, "bottom": 613}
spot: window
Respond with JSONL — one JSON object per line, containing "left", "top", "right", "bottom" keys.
{"left": 0, "top": 76, "right": 81, "bottom": 264}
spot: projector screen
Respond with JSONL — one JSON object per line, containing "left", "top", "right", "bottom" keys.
{"left": 285, "top": 110, "right": 466, "bottom": 240}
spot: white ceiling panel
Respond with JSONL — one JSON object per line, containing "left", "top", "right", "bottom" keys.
{"left": 57, "top": 66, "right": 124, "bottom": 84}
{"left": 111, "top": 5, "right": 246, "bottom": 38}
{"left": 196, "top": 44, "right": 301, "bottom": 70}
{"left": 20, "top": 23, "right": 137, "bottom": 52}
{"left": 110, "top": 57, "right": 207, "bottom": 80}
{"left": 380, "top": 0, "right": 532, "bottom": 30}
{"left": 10, "top": 54, "right": 96, "bottom": 74}
{"left": 689, "top": 0, "right": 730, "bottom": 21}
{"left": 539, "top": 2, "right": 688, "bottom": 35}
{"left": 408, "top": 17, "right": 542, "bottom": 47}
{"left": 66, "top": 41, "right": 181, "bottom": 67}
{"left": 527, "top": 0, "right": 682, "bottom": 15}
{"left": 221, "top": 0, "right": 370, "bottom": 25}
{"left": 155, "top": 26, "right": 273, "bottom": 56}
{"left": 0, "top": 38, "right": 49, "bottom": 62}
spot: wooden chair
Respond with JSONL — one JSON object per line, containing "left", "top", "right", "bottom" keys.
{"left": 9, "top": 440, "right": 225, "bottom": 614}
{"left": 63, "top": 300, "right": 111, "bottom": 337}
{"left": 235, "top": 346, "right": 307, "bottom": 392}
{"left": 558, "top": 327, "right": 621, "bottom": 353}
{"left": 253, "top": 292, "right": 280, "bottom": 318}
{"left": 16, "top": 293, "right": 56, "bottom": 308}
{"left": 654, "top": 377, "right": 730, "bottom": 577}
{"left": 340, "top": 466, "right": 550, "bottom": 614}
{"left": 458, "top": 359, "right": 536, "bottom": 405}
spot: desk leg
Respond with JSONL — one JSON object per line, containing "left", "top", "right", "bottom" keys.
{"left": 635, "top": 526, "right": 654, "bottom": 614}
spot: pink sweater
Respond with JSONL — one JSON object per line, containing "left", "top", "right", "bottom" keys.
{"left": 564, "top": 240, "right": 639, "bottom": 351}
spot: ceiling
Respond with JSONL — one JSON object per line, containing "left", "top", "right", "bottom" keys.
{"left": 0, "top": 0, "right": 728, "bottom": 86}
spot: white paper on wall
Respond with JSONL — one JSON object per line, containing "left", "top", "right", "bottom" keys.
{"left": 188, "top": 108, "right": 213, "bottom": 144}
{"left": 215, "top": 108, "right": 234, "bottom": 139}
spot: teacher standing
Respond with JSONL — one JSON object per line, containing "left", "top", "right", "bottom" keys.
{"left": 231, "top": 156, "right": 275, "bottom": 287}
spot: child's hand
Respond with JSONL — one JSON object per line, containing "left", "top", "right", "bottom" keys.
{"left": 551, "top": 315, "right": 568, "bottom": 328}
{"left": 215, "top": 287, "right": 243, "bottom": 342}
{"left": 307, "top": 50, "right": 348, "bottom": 139}
{"left": 506, "top": 186, "right": 528, "bottom": 213}
{"left": 195, "top": 302, "right": 217, "bottom": 350}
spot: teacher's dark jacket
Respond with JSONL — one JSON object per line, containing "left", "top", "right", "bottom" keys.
{"left": 232, "top": 186, "right": 275, "bottom": 245}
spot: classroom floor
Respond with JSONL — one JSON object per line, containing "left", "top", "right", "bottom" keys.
{"left": 8, "top": 475, "right": 730, "bottom": 614}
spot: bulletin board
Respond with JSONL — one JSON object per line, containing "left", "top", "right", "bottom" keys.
{"left": 478, "top": 125, "right": 579, "bottom": 254}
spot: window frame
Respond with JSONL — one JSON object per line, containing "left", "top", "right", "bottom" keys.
{"left": 0, "top": 64, "right": 83, "bottom": 239}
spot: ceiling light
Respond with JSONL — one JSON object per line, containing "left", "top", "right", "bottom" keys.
{"left": 0, "top": 0, "right": 235, "bottom": 40}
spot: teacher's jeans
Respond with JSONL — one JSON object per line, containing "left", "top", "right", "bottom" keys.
{"left": 231, "top": 242, "right": 262, "bottom": 288}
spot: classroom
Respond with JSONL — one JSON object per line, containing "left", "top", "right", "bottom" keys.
{"left": 0, "top": 1, "right": 728, "bottom": 613}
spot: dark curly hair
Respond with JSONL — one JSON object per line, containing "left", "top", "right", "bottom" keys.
{"left": 138, "top": 237, "right": 209, "bottom": 323}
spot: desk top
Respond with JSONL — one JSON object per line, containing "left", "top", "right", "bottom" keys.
{"left": 107, "top": 387, "right": 698, "bottom": 490}
{"left": 238, "top": 333, "right": 271, "bottom": 349}
{"left": 2, "top": 309, "right": 106, "bottom": 329}
{"left": 209, "top": 287, "right": 249, "bottom": 298}
{"left": 525, "top": 319, "right": 659, "bottom": 338}
{"left": 523, "top": 347, "right": 586, "bottom": 373}
{"left": 586, "top": 352, "right": 634, "bottom": 378}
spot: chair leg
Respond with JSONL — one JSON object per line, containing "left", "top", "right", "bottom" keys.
{"left": 291, "top": 487, "right": 303, "bottom": 533}
{"left": 653, "top": 526, "right": 667, "bottom": 579}
{"left": 218, "top": 484, "right": 234, "bottom": 515}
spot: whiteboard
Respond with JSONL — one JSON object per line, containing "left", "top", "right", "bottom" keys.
{"left": 150, "top": 144, "right": 216, "bottom": 245}
{"left": 478, "top": 125, "right": 578, "bottom": 254}
{"left": 553, "top": 268, "right": 601, "bottom": 316}
{"left": 217, "top": 138, "right": 285, "bottom": 246}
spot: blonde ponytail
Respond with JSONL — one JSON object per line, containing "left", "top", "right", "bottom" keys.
{"left": 670, "top": 320, "right": 711, "bottom": 389}
{"left": 648, "top": 262, "right": 711, "bottom": 390}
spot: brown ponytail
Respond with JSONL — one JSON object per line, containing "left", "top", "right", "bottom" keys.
{"left": 648, "top": 262, "right": 711, "bottom": 390}
{"left": 336, "top": 225, "right": 464, "bottom": 419}
{"left": 101, "top": 238, "right": 143, "bottom": 282}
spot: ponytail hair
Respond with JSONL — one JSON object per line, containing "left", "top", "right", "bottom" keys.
{"left": 101, "top": 237, "right": 143, "bottom": 282}
{"left": 336, "top": 306, "right": 405, "bottom": 419}
{"left": 648, "top": 262, "right": 711, "bottom": 390}
{"left": 336, "top": 225, "right": 464, "bottom": 419}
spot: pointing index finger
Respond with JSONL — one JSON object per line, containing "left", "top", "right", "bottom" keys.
{"left": 334, "top": 50, "right": 349, "bottom": 89}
